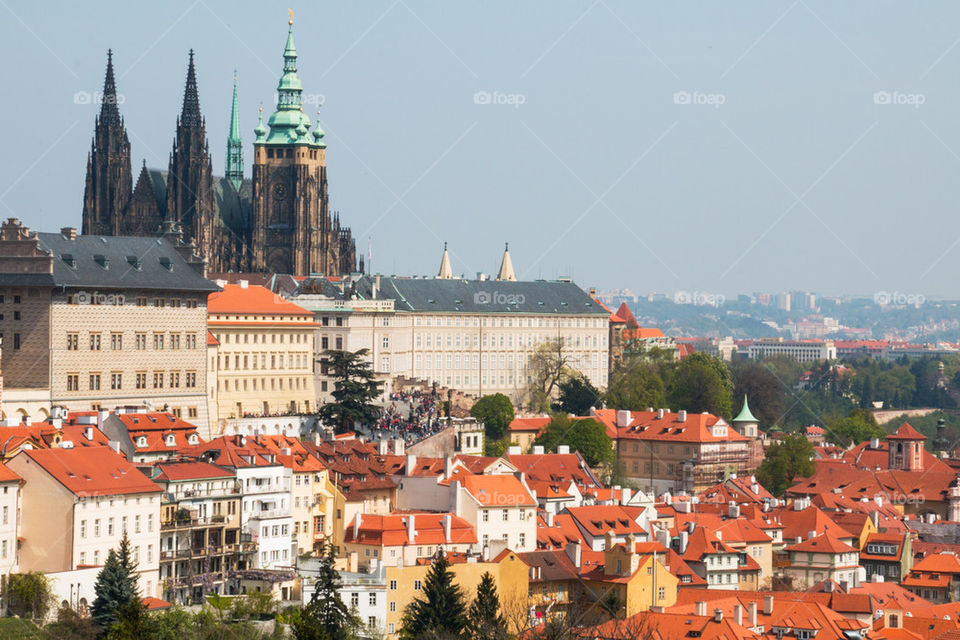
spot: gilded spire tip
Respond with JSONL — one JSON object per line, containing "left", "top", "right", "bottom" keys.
{"left": 288, "top": 8, "right": 294, "bottom": 26}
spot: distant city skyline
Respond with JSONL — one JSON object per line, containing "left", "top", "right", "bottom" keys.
{"left": 4, "top": 2, "right": 960, "bottom": 296}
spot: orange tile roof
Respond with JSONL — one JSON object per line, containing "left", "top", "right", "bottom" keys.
{"left": 460, "top": 474, "right": 536, "bottom": 507}
{"left": 207, "top": 284, "right": 313, "bottom": 318}
{"left": 152, "top": 460, "right": 235, "bottom": 482}
{"left": 888, "top": 423, "right": 926, "bottom": 441}
{"left": 344, "top": 511, "right": 477, "bottom": 547}
{"left": 507, "top": 417, "right": 551, "bottom": 433}
{"left": 785, "top": 532, "right": 857, "bottom": 554}
{"left": 206, "top": 331, "right": 219, "bottom": 345}
{"left": 566, "top": 504, "right": 647, "bottom": 537}
{"left": 0, "top": 463, "right": 21, "bottom": 483}
{"left": 506, "top": 452, "right": 601, "bottom": 491}
{"left": 603, "top": 409, "right": 748, "bottom": 443}
{"left": 536, "top": 513, "right": 585, "bottom": 549}
{"left": 20, "top": 447, "right": 162, "bottom": 496}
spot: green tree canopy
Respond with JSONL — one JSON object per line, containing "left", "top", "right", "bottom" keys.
{"left": 293, "top": 541, "right": 361, "bottom": 640}
{"left": 829, "top": 408, "right": 884, "bottom": 446}
{"left": 533, "top": 415, "right": 615, "bottom": 468}
{"left": 467, "top": 572, "right": 507, "bottom": 640}
{"left": 317, "top": 349, "right": 385, "bottom": 433}
{"left": 555, "top": 375, "right": 601, "bottom": 416}
{"left": 399, "top": 550, "right": 467, "bottom": 640}
{"left": 731, "top": 360, "right": 788, "bottom": 428}
{"left": 667, "top": 352, "right": 733, "bottom": 418}
{"left": 604, "top": 361, "right": 666, "bottom": 411}
{"left": 470, "top": 394, "right": 515, "bottom": 441}
{"left": 755, "top": 434, "right": 815, "bottom": 496}
{"left": 2, "top": 572, "right": 53, "bottom": 623}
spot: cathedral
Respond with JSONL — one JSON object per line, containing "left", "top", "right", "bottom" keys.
{"left": 81, "top": 18, "right": 357, "bottom": 276}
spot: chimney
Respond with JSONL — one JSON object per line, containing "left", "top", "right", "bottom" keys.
{"left": 378, "top": 439, "right": 388, "bottom": 455}
{"left": 532, "top": 445, "right": 545, "bottom": 455}
{"left": 622, "top": 487, "right": 632, "bottom": 505}
{"left": 808, "top": 530, "right": 817, "bottom": 540}
{"left": 728, "top": 501, "right": 740, "bottom": 519}
{"left": 239, "top": 279, "right": 248, "bottom": 289}
{"left": 565, "top": 541, "right": 581, "bottom": 568}
{"left": 546, "top": 511, "right": 555, "bottom": 527}
{"left": 748, "top": 601, "right": 757, "bottom": 627}
{"left": 656, "top": 528, "right": 671, "bottom": 549}
{"left": 657, "top": 409, "right": 665, "bottom": 419}
{"left": 870, "top": 437, "right": 879, "bottom": 449}
{"left": 84, "top": 426, "right": 94, "bottom": 441}
{"left": 353, "top": 514, "right": 362, "bottom": 539}
{"left": 507, "top": 446, "right": 521, "bottom": 455}
{"left": 444, "top": 456, "right": 453, "bottom": 477}
{"left": 407, "top": 514, "right": 416, "bottom": 541}
{"left": 679, "top": 531, "right": 689, "bottom": 553}
{"left": 60, "top": 227, "right": 77, "bottom": 240}
{"left": 405, "top": 454, "right": 417, "bottom": 475}
{"left": 763, "top": 595, "right": 773, "bottom": 615}
{"left": 616, "top": 410, "right": 632, "bottom": 428}
{"left": 443, "top": 514, "right": 451, "bottom": 542}
{"left": 714, "top": 608, "right": 723, "bottom": 623}
{"left": 695, "top": 601, "right": 707, "bottom": 617}
{"left": 872, "top": 573, "right": 885, "bottom": 583}
{"left": 678, "top": 410, "right": 687, "bottom": 422}
{"left": 557, "top": 445, "right": 570, "bottom": 454}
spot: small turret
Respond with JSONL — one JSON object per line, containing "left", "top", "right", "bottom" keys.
{"left": 437, "top": 242, "right": 453, "bottom": 279}
{"left": 496, "top": 242, "right": 516, "bottom": 282}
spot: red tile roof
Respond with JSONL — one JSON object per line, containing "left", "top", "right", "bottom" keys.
{"left": 0, "top": 463, "right": 20, "bottom": 483}
{"left": 20, "top": 447, "right": 161, "bottom": 496}
{"left": 566, "top": 505, "right": 646, "bottom": 538}
{"left": 460, "top": 474, "right": 536, "bottom": 507}
{"left": 207, "top": 284, "right": 313, "bottom": 318}
{"left": 595, "top": 409, "right": 747, "bottom": 443}
{"left": 344, "top": 512, "right": 476, "bottom": 547}
{"left": 152, "top": 460, "right": 235, "bottom": 482}
{"left": 888, "top": 423, "right": 927, "bottom": 441}
{"left": 785, "top": 532, "right": 857, "bottom": 554}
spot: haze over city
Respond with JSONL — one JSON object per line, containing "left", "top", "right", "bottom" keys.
{"left": 4, "top": 2, "right": 960, "bottom": 296}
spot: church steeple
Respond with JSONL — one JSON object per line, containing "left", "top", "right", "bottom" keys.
{"left": 180, "top": 49, "right": 202, "bottom": 127}
{"left": 81, "top": 49, "right": 132, "bottom": 236}
{"left": 225, "top": 73, "right": 244, "bottom": 191}
{"left": 437, "top": 242, "right": 453, "bottom": 279}
{"left": 264, "top": 11, "right": 314, "bottom": 144}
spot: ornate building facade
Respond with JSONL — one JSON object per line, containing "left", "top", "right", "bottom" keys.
{"left": 80, "top": 20, "right": 356, "bottom": 276}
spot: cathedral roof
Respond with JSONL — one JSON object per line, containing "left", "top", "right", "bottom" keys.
{"left": 139, "top": 169, "right": 252, "bottom": 236}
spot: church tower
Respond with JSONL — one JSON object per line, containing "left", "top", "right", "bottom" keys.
{"left": 252, "top": 14, "right": 348, "bottom": 276}
{"left": 166, "top": 50, "right": 216, "bottom": 264}
{"left": 82, "top": 50, "right": 132, "bottom": 236}
{"left": 225, "top": 74, "right": 244, "bottom": 191}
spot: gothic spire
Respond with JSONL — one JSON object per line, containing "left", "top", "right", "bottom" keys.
{"left": 180, "top": 49, "right": 202, "bottom": 127}
{"left": 437, "top": 242, "right": 453, "bottom": 279}
{"left": 226, "top": 72, "right": 244, "bottom": 190}
{"left": 496, "top": 242, "right": 516, "bottom": 281}
{"left": 99, "top": 49, "right": 121, "bottom": 127}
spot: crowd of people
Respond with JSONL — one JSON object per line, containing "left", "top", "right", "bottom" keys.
{"left": 368, "top": 392, "right": 444, "bottom": 444}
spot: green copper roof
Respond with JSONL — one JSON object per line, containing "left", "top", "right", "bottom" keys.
{"left": 262, "top": 20, "right": 321, "bottom": 146}
{"left": 225, "top": 74, "right": 244, "bottom": 190}
{"left": 733, "top": 395, "right": 758, "bottom": 423}
{"left": 254, "top": 107, "right": 267, "bottom": 142}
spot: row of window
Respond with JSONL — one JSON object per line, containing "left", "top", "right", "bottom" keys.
{"left": 80, "top": 514, "right": 154, "bottom": 538}
{"left": 410, "top": 315, "right": 605, "bottom": 329}
{"left": 220, "top": 352, "right": 310, "bottom": 370}
{"left": 65, "top": 371, "right": 198, "bottom": 392}
{"left": 214, "top": 332, "right": 309, "bottom": 345}
{"left": 413, "top": 333, "right": 604, "bottom": 349}
{"left": 66, "top": 332, "right": 199, "bottom": 351}
{"left": 219, "top": 376, "right": 310, "bottom": 392}
{"left": 80, "top": 543, "right": 153, "bottom": 566}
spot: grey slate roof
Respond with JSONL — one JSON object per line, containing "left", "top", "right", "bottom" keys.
{"left": 146, "top": 169, "right": 252, "bottom": 235}
{"left": 351, "top": 276, "right": 606, "bottom": 315}
{"left": 19, "top": 232, "right": 220, "bottom": 292}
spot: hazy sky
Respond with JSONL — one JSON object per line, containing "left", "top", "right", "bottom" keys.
{"left": 3, "top": 1, "right": 960, "bottom": 298}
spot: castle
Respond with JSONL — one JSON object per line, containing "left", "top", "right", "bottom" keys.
{"left": 81, "top": 16, "right": 357, "bottom": 276}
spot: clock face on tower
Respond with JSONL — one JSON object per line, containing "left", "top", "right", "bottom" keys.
{"left": 272, "top": 182, "right": 288, "bottom": 201}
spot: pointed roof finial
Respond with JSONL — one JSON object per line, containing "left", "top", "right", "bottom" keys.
{"left": 438, "top": 243, "right": 453, "bottom": 279}
{"left": 99, "top": 49, "right": 122, "bottom": 127}
{"left": 180, "top": 49, "right": 202, "bottom": 127}
{"left": 497, "top": 242, "right": 516, "bottom": 282}
{"left": 288, "top": 8, "right": 294, "bottom": 26}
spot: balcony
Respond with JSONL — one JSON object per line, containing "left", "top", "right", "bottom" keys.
{"left": 164, "top": 484, "right": 242, "bottom": 503}
{"left": 248, "top": 508, "right": 290, "bottom": 520}
{"left": 242, "top": 480, "right": 291, "bottom": 495}
{"left": 161, "top": 515, "right": 231, "bottom": 531}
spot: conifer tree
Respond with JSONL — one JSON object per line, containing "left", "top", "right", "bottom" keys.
{"left": 400, "top": 549, "right": 467, "bottom": 640}
{"left": 467, "top": 572, "right": 506, "bottom": 640}
{"left": 91, "top": 533, "right": 140, "bottom": 631}
{"left": 292, "top": 541, "right": 360, "bottom": 640}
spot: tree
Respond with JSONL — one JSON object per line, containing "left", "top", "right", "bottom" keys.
{"left": 755, "top": 434, "right": 815, "bottom": 496}
{"left": 556, "top": 375, "right": 601, "bottom": 416}
{"left": 44, "top": 605, "right": 101, "bottom": 640}
{"left": 318, "top": 349, "right": 385, "bottom": 433}
{"left": 605, "top": 362, "right": 666, "bottom": 411}
{"left": 533, "top": 415, "right": 615, "bottom": 469}
{"left": 92, "top": 534, "right": 140, "bottom": 632}
{"left": 3, "top": 572, "right": 53, "bottom": 622}
{"left": 470, "top": 394, "right": 515, "bottom": 441}
{"left": 107, "top": 599, "right": 153, "bottom": 640}
{"left": 830, "top": 408, "right": 883, "bottom": 446}
{"left": 400, "top": 550, "right": 467, "bottom": 640}
{"left": 667, "top": 352, "right": 733, "bottom": 417}
{"left": 293, "top": 541, "right": 361, "bottom": 640}
{"left": 467, "top": 572, "right": 507, "bottom": 640}
{"left": 526, "top": 340, "right": 571, "bottom": 413}
{"left": 730, "top": 360, "right": 788, "bottom": 428}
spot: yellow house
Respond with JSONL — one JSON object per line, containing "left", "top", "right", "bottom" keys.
{"left": 383, "top": 550, "right": 529, "bottom": 639}
{"left": 507, "top": 417, "right": 549, "bottom": 453}
{"left": 579, "top": 538, "right": 679, "bottom": 623}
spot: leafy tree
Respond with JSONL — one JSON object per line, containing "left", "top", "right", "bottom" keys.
{"left": 318, "top": 349, "right": 385, "bottom": 433}
{"left": 483, "top": 437, "right": 511, "bottom": 458}
{"left": 730, "top": 360, "right": 788, "bottom": 428}
{"left": 604, "top": 362, "right": 666, "bottom": 411}
{"left": 555, "top": 375, "right": 601, "bottom": 416}
{"left": 830, "top": 408, "right": 883, "bottom": 446}
{"left": 755, "top": 434, "right": 815, "bottom": 496}
{"left": 470, "top": 394, "right": 515, "bottom": 441}
{"left": 3, "top": 572, "right": 54, "bottom": 622}
{"left": 467, "top": 572, "right": 507, "bottom": 640}
{"left": 400, "top": 550, "right": 467, "bottom": 640}
{"left": 533, "top": 415, "right": 615, "bottom": 468}
{"left": 293, "top": 541, "right": 360, "bottom": 640}
{"left": 107, "top": 599, "right": 152, "bottom": 640}
{"left": 92, "top": 534, "right": 140, "bottom": 632}
{"left": 44, "top": 605, "right": 101, "bottom": 640}
{"left": 526, "top": 340, "right": 572, "bottom": 413}
{"left": 667, "top": 352, "right": 733, "bottom": 417}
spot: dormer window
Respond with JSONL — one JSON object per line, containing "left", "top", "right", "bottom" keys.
{"left": 188, "top": 434, "right": 199, "bottom": 445}
{"left": 126, "top": 255, "right": 142, "bottom": 270}
{"left": 165, "top": 434, "right": 176, "bottom": 447}
{"left": 158, "top": 256, "right": 173, "bottom": 271}
{"left": 93, "top": 254, "right": 109, "bottom": 269}
{"left": 137, "top": 436, "right": 147, "bottom": 448}
{"left": 62, "top": 254, "right": 76, "bottom": 268}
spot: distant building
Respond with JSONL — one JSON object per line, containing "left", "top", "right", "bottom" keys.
{"left": 747, "top": 338, "right": 836, "bottom": 362}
